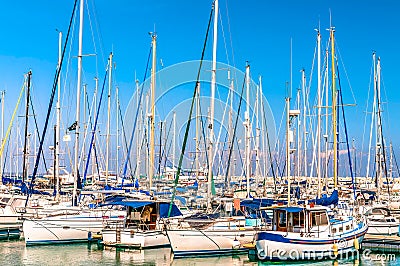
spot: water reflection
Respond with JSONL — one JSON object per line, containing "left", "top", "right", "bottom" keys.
{"left": 0, "top": 240, "right": 393, "bottom": 266}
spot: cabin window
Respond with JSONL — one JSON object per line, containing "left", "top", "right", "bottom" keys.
{"left": 332, "top": 228, "right": 337, "bottom": 234}
{"left": 311, "top": 211, "right": 328, "bottom": 227}
{"left": 277, "top": 210, "right": 287, "bottom": 231}
{"left": 292, "top": 211, "right": 304, "bottom": 227}
{"left": 278, "top": 211, "right": 287, "bottom": 227}
{"left": 0, "top": 198, "right": 10, "bottom": 204}
{"left": 346, "top": 225, "right": 350, "bottom": 231}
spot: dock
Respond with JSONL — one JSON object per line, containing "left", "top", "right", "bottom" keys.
{"left": 362, "top": 234, "right": 400, "bottom": 252}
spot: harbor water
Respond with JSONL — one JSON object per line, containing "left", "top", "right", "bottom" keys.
{"left": 0, "top": 240, "right": 399, "bottom": 266}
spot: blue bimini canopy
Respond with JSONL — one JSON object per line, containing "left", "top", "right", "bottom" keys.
{"left": 276, "top": 206, "right": 304, "bottom": 213}
{"left": 102, "top": 200, "right": 153, "bottom": 209}
{"left": 159, "top": 203, "right": 182, "bottom": 218}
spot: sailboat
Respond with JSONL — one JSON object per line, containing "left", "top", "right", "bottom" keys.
{"left": 360, "top": 54, "right": 400, "bottom": 236}
{"left": 99, "top": 33, "right": 189, "bottom": 250}
{"left": 252, "top": 27, "right": 368, "bottom": 261}
{"left": 22, "top": 0, "right": 129, "bottom": 245}
{"left": 100, "top": 198, "right": 183, "bottom": 249}
{"left": 166, "top": 0, "right": 259, "bottom": 258}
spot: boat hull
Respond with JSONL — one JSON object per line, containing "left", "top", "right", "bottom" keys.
{"left": 102, "top": 229, "right": 169, "bottom": 249}
{"left": 23, "top": 211, "right": 125, "bottom": 245}
{"left": 167, "top": 229, "right": 256, "bottom": 258}
{"left": 367, "top": 223, "right": 399, "bottom": 235}
{"left": 23, "top": 217, "right": 104, "bottom": 245}
{"left": 254, "top": 226, "right": 368, "bottom": 261}
{"left": 0, "top": 215, "right": 22, "bottom": 240}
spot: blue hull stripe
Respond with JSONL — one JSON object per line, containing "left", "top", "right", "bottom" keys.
{"left": 173, "top": 248, "right": 248, "bottom": 258}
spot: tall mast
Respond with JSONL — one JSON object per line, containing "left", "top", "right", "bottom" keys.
{"left": 228, "top": 73, "right": 234, "bottom": 185}
{"left": 301, "top": 69, "right": 307, "bottom": 180}
{"left": 255, "top": 82, "right": 260, "bottom": 185}
{"left": 195, "top": 82, "right": 200, "bottom": 178}
{"left": 366, "top": 55, "right": 375, "bottom": 180}
{"left": 324, "top": 49, "right": 329, "bottom": 185}
{"left": 149, "top": 33, "right": 157, "bottom": 190}
{"left": 116, "top": 86, "right": 119, "bottom": 180}
{"left": 330, "top": 27, "right": 338, "bottom": 190}
{"left": 376, "top": 55, "right": 383, "bottom": 197}
{"left": 286, "top": 96, "right": 291, "bottom": 206}
{"left": 105, "top": 52, "right": 113, "bottom": 185}
{"left": 0, "top": 90, "right": 4, "bottom": 180}
{"left": 245, "top": 64, "right": 251, "bottom": 198}
{"left": 296, "top": 88, "right": 300, "bottom": 182}
{"left": 390, "top": 142, "right": 393, "bottom": 179}
{"left": 135, "top": 80, "right": 141, "bottom": 179}
{"left": 173, "top": 111, "right": 176, "bottom": 173}
{"left": 22, "top": 71, "right": 32, "bottom": 183}
{"left": 207, "top": 0, "right": 218, "bottom": 211}
{"left": 55, "top": 31, "right": 62, "bottom": 200}
{"left": 73, "top": 0, "right": 84, "bottom": 205}
{"left": 92, "top": 78, "right": 98, "bottom": 179}
{"left": 259, "top": 76, "right": 268, "bottom": 181}
{"left": 317, "top": 30, "right": 322, "bottom": 197}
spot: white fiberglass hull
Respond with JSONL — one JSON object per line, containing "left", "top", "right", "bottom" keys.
{"left": 23, "top": 211, "right": 125, "bottom": 245}
{"left": 102, "top": 229, "right": 169, "bottom": 249}
{"left": 167, "top": 229, "right": 256, "bottom": 257}
{"left": 0, "top": 214, "right": 21, "bottom": 229}
{"left": 367, "top": 222, "right": 399, "bottom": 235}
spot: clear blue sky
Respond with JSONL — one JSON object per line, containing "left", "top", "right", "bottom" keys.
{"left": 0, "top": 0, "right": 399, "bottom": 175}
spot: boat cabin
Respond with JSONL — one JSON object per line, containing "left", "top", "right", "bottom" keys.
{"left": 365, "top": 207, "right": 398, "bottom": 223}
{"left": 103, "top": 200, "right": 182, "bottom": 231}
{"left": 272, "top": 206, "right": 330, "bottom": 234}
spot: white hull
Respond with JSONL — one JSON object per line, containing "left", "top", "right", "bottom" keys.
{"left": 0, "top": 214, "right": 21, "bottom": 228}
{"left": 167, "top": 229, "right": 256, "bottom": 257}
{"left": 23, "top": 210, "right": 125, "bottom": 245}
{"left": 367, "top": 223, "right": 399, "bottom": 235}
{"left": 102, "top": 229, "right": 169, "bottom": 249}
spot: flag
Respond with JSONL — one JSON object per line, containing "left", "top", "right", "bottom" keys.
{"left": 68, "top": 121, "right": 78, "bottom": 131}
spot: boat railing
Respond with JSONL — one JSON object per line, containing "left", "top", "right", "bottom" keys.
{"left": 104, "top": 219, "right": 124, "bottom": 229}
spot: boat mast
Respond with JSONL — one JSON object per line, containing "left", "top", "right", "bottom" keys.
{"left": 296, "top": 88, "right": 300, "bottom": 183}
{"left": 245, "top": 63, "right": 251, "bottom": 198}
{"left": 390, "top": 142, "right": 393, "bottom": 179}
{"left": 255, "top": 80, "right": 260, "bottom": 186}
{"left": 317, "top": 30, "right": 322, "bottom": 198}
{"left": 73, "top": 0, "right": 84, "bottom": 205}
{"left": 286, "top": 95, "right": 291, "bottom": 206}
{"left": 330, "top": 27, "right": 338, "bottom": 190}
{"left": 135, "top": 79, "right": 141, "bottom": 179}
{"left": 116, "top": 86, "right": 119, "bottom": 180}
{"left": 173, "top": 111, "right": 176, "bottom": 174}
{"left": 92, "top": 78, "right": 98, "bottom": 180}
{"left": 55, "top": 31, "right": 62, "bottom": 200}
{"left": 376, "top": 55, "right": 383, "bottom": 198}
{"left": 22, "top": 71, "right": 32, "bottom": 183}
{"left": 196, "top": 82, "right": 200, "bottom": 179}
{"left": 301, "top": 69, "right": 307, "bottom": 181}
{"left": 207, "top": 0, "right": 218, "bottom": 211}
{"left": 0, "top": 90, "right": 4, "bottom": 180}
{"left": 149, "top": 33, "right": 157, "bottom": 191}
{"left": 324, "top": 48, "right": 329, "bottom": 188}
{"left": 105, "top": 52, "right": 113, "bottom": 186}
{"left": 228, "top": 72, "right": 233, "bottom": 186}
